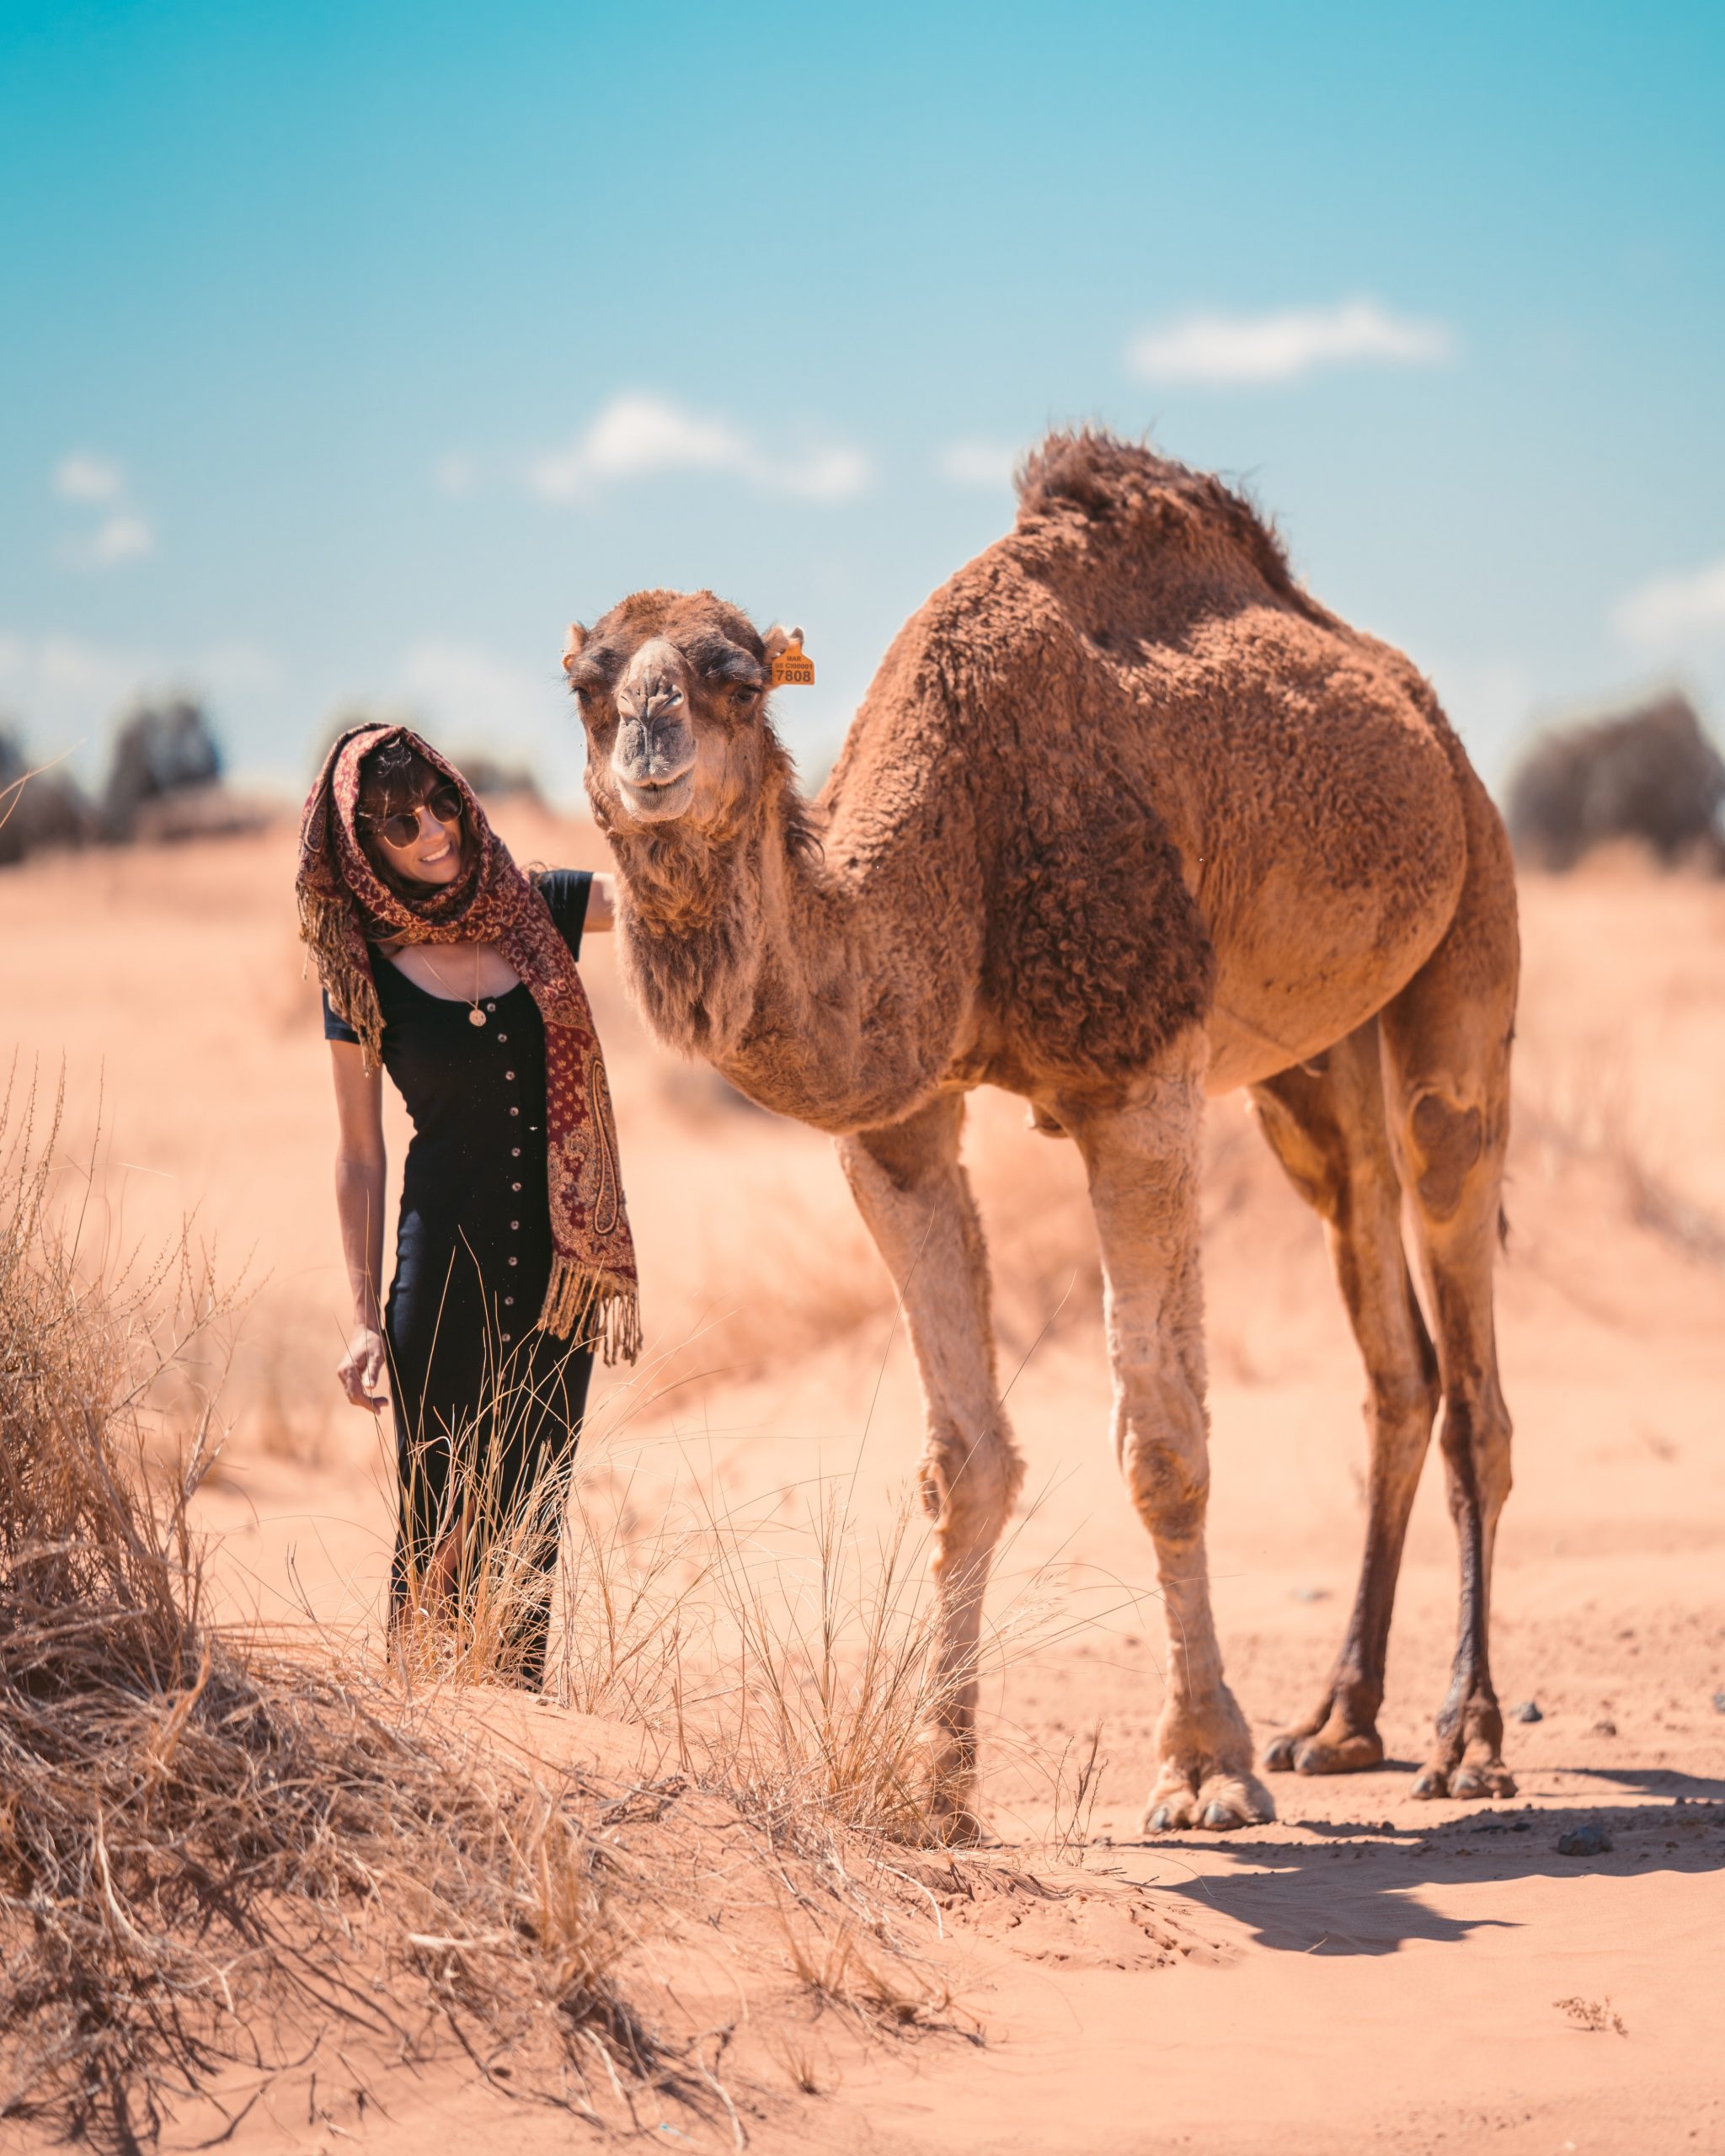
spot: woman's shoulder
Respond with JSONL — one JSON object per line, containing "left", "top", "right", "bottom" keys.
{"left": 322, "top": 987, "right": 361, "bottom": 1043}
{"left": 323, "top": 954, "right": 409, "bottom": 1043}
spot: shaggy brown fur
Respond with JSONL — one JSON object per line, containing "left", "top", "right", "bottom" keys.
{"left": 565, "top": 429, "right": 1521, "bottom": 1833}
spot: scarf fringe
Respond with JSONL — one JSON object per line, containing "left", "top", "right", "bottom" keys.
{"left": 538, "top": 1257, "right": 643, "bottom": 1366}
{"left": 297, "top": 889, "right": 386, "bottom": 1071}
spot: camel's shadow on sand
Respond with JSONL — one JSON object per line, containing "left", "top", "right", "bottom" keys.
{"left": 1123, "top": 1770, "right": 1725, "bottom": 1956}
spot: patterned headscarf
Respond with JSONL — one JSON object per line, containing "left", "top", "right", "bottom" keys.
{"left": 296, "top": 723, "right": 639, "bottom": 1363}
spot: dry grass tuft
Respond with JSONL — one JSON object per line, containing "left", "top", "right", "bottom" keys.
{"left": 1554, "top": 1994, "right": 1627, "bottom": 2036}
{"left": 694, "top": 1483, "right": 957, "bottom": 1844}
{"left": 776, "top": 1903, "right": 960, "bottom": 2032}
{"left": 0, "top": 1081, "right": 660, "bottom": 2149}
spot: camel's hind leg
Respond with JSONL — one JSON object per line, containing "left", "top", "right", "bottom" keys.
{"left": 836, "top": 1091, "right": 1025, "bottom": 1843}
{"left": 1065, "top": 1037, "right": 1273, "bottom": 1832}
{"left": 1251, "top": 1021, "right": 1441, "bottom": 1776}
{"left": 1380, "top": 776, "right": 1519, "bottom": 1801}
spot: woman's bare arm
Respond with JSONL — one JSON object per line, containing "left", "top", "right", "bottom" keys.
{"left": 329, "top": 1041, "right": 390, "bottom": 1409}
{"left": 584, "top": 873, "right": 616, "bottom": 933}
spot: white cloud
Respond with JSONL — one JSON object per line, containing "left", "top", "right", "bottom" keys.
{"left": 51, "top": 451, "right": 155, "bottom": 569}
{"left": 1611, "top": 558, "right": 1725, "bottom": 647}
{"left": 1128, "top": 298, "right": 1454, "bottom": 386}
{"left": 88, "top": 513, "right": 155, "bottom": 565}
{"left": 936, "top": 440, "right": 1019, "bottom": 490}
{"left": 53, "top": 452, "right": 126, "bottom": 503}
{"left": 528, "top": 392, "right": 871, "bottom": 504}
{"left": 782, "top": 444, "right": 872, "bottom": 502}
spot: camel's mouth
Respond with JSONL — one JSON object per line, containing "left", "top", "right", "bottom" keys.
{"left": 615, "top": 769, "right": 695, "bottom": 823}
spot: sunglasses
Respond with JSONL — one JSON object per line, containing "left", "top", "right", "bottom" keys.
{"left": 369, "top": 783, "right": 463, "bottom": 850}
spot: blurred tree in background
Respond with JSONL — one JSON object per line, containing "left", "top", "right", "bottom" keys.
{"left": 0, "top": 727, "right": 93, "bottom": 867}
{"left": 1507, "top": 689, "right": 1725, "bottom": 873}
{"left": 101, "top": 698, "right": 223, "bottom": 841}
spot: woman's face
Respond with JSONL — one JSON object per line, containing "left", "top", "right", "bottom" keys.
{"left": 369, "top": 776, "right": 466, "bottom": 888}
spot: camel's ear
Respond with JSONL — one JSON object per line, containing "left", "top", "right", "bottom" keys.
{"left": 561, "top": 622, "right": 588, "bottom": 677}
{"left": 763, "top": 622, "right": 814, "bottom": 687}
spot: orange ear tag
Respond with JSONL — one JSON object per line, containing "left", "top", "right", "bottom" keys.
{"left": 769, "top": 633, "right": 815, "bottom": 687}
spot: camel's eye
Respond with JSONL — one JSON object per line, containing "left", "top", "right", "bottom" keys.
{"left": 730, "top": 684, "right": 756, "bottom": 712}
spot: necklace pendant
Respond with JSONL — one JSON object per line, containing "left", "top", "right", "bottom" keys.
{"left": 468, "top": 1006, "right": 487, "bottom": 1027}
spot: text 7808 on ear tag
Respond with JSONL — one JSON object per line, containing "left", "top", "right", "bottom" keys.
{"left": 769, "top": 632, "right": 815, "bottom": 687}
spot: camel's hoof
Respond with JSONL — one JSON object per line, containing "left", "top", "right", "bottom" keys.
{"left": 1199, "top": 1771, "right": 1274, "bottom": 1829}
{"left": 1263, "top": 1733, "right": 1300, "bottom": 1773}
{"left": 1450, "top": 1761, "right": 1517, "bottom": 1801}
{"left": 1294, "top": 1732, "right": 1385, "bottom": 1777}
{"left": 1411, "top": 1764, "right": 1450, "bottom": 1799}
{"left": 1145, "top": 1771, "right": 1273, "bottom": 1833}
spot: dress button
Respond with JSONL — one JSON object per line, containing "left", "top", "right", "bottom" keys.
{"left": 485, "top": 1001, "right": 496, "bottom": 1012}
{"left": 501, "top": 1331, "right": 512, "bottom": 1342}
{"left": 497, "top": 1033, "right": 507, "bottom": 1043}
{"left": 510, "top": 1181, "right": 521, "bottom": 1193}
{"left": 505, "top": 1070, "right": 515, "bottom": 1081}
{"left": 510, "top": 1219, "right": 520, "bottom": 1230}
{"left": 507, "top": 1256, "right": 517, "bottom": 1267}
{"left": 509, "top": 1106, "right": 519, "bottom": 1118}
{"left": 510, "top": 1146, "right": 521, "bottom": 1158}
{"left": 504, "top": 1295, "right": 514, "bottom": 1307}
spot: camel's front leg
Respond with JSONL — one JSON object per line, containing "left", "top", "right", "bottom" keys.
{"left": 1067, "top": 1053, "right": 1273, "bottom": 1833}
{"left": 837, "top": 1091, "right": 1024, "bottom": 1842}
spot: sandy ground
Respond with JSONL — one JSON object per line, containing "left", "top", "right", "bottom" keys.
{"left": 4, "top": 809, "right": 1724, "bottom": 2153}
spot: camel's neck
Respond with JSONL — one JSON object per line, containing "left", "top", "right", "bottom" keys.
{"left": 607, "top": 755, "right": 978, "bottom": 1134}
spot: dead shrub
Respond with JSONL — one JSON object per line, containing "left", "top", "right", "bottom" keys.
{"left": 1554, "top": 1994, "right": 1626, "bottom": 2036}
{"left": 0, "top": 1081, "right": 656, "bottom": 2148}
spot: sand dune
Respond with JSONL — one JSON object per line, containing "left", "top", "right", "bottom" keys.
{"left": 3, "top": 808, "right": 1722, "bottom": 2153}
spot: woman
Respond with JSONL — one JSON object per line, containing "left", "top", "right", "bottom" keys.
{"left": 296, "top": 724, "right": 638, "bottom": 1687}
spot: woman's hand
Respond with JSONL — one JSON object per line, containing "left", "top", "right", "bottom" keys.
{"left": 338, "top": 1324, "right": 391, "bottom": 1411}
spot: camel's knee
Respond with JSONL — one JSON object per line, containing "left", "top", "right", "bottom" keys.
{"left": 1402, "top": 1088, "right": 1489, "bottom": 1221}
{"left": 918, "top": 1413, "right": 1020, "bottom": 1550}
{"left": 1117, "top": 1372, "right": 1210, "bottom": 1543}
{"left": 1367, "top": 1360, "right": 1440, "bottom": 1440}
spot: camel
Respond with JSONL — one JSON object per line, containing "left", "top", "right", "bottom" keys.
{"left": 561, "top": 430, "right": 1519, "bottom": 1836}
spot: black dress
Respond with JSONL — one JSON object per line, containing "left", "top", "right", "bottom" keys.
{"left": 323, "top": 868, "right": 595, "bottom": 1684}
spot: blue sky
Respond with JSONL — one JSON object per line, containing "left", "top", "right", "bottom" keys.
{"left": 3, "top": 0, "right": 1722, "bottom": 803}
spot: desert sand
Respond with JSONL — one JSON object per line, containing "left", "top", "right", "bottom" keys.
{"left": 4, "top": 802, "right": 1723, "bottom": 2153}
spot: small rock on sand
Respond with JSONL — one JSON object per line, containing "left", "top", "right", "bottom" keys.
{"left": 1556, "top": 1824, "right": 1615, "bottom": 1857}
{"left": 1513, "top": 1700, "right": 1543, "bottom": 1722}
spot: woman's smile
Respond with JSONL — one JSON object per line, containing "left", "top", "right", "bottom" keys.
{"left": 382, "top": 803, "right": 464, "bottom": 884}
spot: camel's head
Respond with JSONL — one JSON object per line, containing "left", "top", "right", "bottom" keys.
{"left": 562, "top": 590, "right": 800, "bottom": 838}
